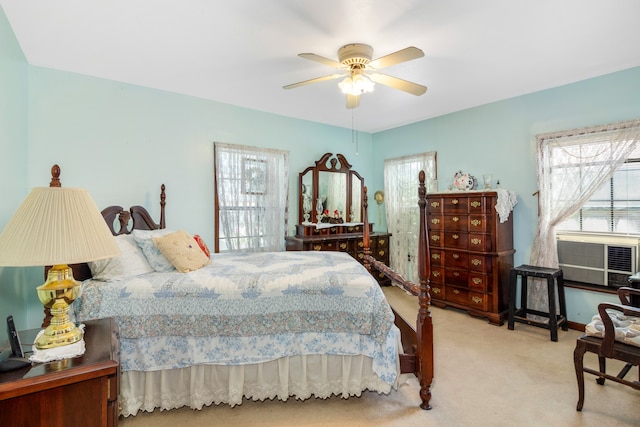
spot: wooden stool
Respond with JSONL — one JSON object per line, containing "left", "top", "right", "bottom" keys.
{"left": 508, "top": 265, "right": 568, "bottom": 341}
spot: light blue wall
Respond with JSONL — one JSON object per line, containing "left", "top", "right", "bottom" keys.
{"left": 0, "top": 5, "right": 42, "bottom": 339}
{"left": 372, "top": 66, "right": 640, "bottom": 324}
{"left": 26, "top": 66, "right": 374, "bottom": 240}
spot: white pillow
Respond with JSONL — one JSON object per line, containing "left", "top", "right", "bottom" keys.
{"left": 88, "top": 234, "right": 154, "bottom": 280}
{"left": 132, "top": 229, "right": 176, "bottom": 272}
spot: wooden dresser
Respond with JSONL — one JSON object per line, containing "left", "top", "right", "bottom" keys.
{"left": 0, "top": 318, "right": 120, "bottom": 427}
{"left": 426, "top": 191, "right": 515, "bottom": 324}
{"left": 286, "top": 224, "right": 392, "bottom": 286}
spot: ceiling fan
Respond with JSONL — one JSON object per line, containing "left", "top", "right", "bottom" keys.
{"left": 283, "top": 43, "right": 427, "bottom": 108}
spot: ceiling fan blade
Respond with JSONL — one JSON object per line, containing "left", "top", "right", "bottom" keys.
{"left": 369, "top": 73, "right": 427, "bottom": 96}
{"left": 298, "top": 53, "right": 344, "bottom": 69}
{"left": 368, "top": 46, "right": 424, "bottom": 69}
{"left": 283, "top": 73, "right": 345, "bottom": 90}
{"left": 346, "top": 94, "right": 360, "bottom": 109}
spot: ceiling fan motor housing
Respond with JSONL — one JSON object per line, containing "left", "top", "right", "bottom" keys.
{"left": 338, "top": 43, "right": 373, "bottom": 67}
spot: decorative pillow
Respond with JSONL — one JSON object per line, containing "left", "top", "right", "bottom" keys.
{"left": 585, "top": 311, "right": 640, "bottom": 348}
{"left": 132, "top": 229, "right": 176, "bottom": 272}
{"left": 153, "top": 230, "right": 211, "bottom": 273}
{"left": 193, "top": 234, "right": 211, "bottom": 258}
{"left": 88, "top": 234, "right": 154, "bottom": 281}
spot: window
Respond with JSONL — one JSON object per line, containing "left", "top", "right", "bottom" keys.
{"left": 558, "top": 147, "right": 640, "bottom": 234}
{"left": 530, "top": 120, "right": 640, "bottom": 271}
{"left": 383, "top": 152, "right": 437, "bottom": 284}
{"left": 214, "top": 142, "right": 289, "bottom": 253}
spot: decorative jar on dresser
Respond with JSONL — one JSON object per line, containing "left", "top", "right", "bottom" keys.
{"left": 426, "top": 190, "right": 515, "bottom": 324}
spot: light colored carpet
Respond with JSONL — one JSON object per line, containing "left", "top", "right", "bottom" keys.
{"left": 119, "top": 286, "right": 639, "bottom": 427}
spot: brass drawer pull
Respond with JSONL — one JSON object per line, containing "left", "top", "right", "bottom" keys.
{"left": 471, "top": 238, "right": 482, "bottom": 245}
{"left": 453, "top": 289, "right": 460, "bottom": 294}
{"left": 430, "top": 201, "right": 440, "bottom": 208}
{"left": 432, "top": 271, "right": 441, "bottom": 277}
{"left": 431, "top": 235, "right": 440, "bottom": 242}
{"left": 471, "top": 258, "right": 482, "bottom": 266}
{"left": 472, "top": 278, "right": 482, "bottom": 285}
{"left": 471, "top": 296, "right": 483, "bottom": 304}
{"left": 432, "top": 253, "right": 441, "bottom": 260}
{"left": 313, "top": 245, "right": 322, "bottom": 251}
{"left": 471, "top": 219, "right": 481, "bottom": 227}
{"left": 452, "top": 216, "right": 459, "bottom": 222}
{"left": 378, "top": 239, "right": 386, "bottom": 245}
{"left": 471, "top": 201, "right": 481, "bottom": 208}
{"left": 432, "top": 287, "right": 441, "bottom": 295}
{"left": 431, "top": 218, "right": 440, "bottom": 225}
{"left": 378, "top": 250, "right": 385, "bottom": 256}
{"left": 451, "top": 199, "right": 459, "bottom": 205}
{"left": 452, "top": 254, "right": 460, "bottom": 259}
{"left": 452, "top": 234, "right": 459, "bottom": 240}
{"left": 358, "top": 241, "right": 363, "bottom": 247}
{"left": 453, "top": 271, "right": 460, "bottom": 277}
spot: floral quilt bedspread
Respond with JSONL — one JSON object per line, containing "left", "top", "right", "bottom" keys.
{"left": 76, "top": 251, "right": 399, "bottom": 383}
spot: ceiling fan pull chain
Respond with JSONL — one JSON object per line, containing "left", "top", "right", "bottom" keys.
{"left": 352, "top": 108, "right": 359, "bottom": 155}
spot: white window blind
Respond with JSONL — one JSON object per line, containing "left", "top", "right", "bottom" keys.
{"left": 558, "top": 144, "right": 640, "bottom": 234}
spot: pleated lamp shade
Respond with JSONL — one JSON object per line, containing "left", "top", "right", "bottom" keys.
{"left": 0, "top": 187, "right": 121, "bottom": 266}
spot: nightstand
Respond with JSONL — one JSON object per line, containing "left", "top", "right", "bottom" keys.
{"left": 0, "top": 318, "right": 120, "bottom": 427}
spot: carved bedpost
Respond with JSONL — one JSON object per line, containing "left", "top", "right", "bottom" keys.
{"left": 160, "top": 184, "right": 166, "bottom": 229}
{"left": 417, "top": 170, "right": 434, "bottom": 410}
{"left": 363, "top": 186, "right": 371, "bottom": 272}
{"left": 49, "top": 164, "right": 61, "bottom": 187}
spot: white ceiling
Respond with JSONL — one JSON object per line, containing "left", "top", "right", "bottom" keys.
{"left": 3, "top": 0, "right": 640, "bottom": 133}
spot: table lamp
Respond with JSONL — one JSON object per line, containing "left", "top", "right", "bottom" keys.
{"left": 0, "top": 165, "right": 120, "bottom": 349}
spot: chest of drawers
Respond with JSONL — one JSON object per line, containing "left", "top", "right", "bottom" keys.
{"left": 426, "top": 191, "right": 514, "bottom": 324}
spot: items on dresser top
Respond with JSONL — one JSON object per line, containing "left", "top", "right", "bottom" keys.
{"left": 426, "top": 190, "right": 516, "bottom": 324}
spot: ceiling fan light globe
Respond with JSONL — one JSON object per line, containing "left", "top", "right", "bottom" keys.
{"left": 360, "top": 76, "right": 374, "bottom": 93}
{"left": 339, "top": 74, "right": 374, "bottom": 96}
{"left": 338, "top": 76, "right": 353, "bottom": 94}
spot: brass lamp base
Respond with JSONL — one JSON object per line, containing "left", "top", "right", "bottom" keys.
{"left": 35, "top": 264, "right": 83, "bottom": 350}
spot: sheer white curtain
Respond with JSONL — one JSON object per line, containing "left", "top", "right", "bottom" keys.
{"left": 529, "top": 120, "right": 640, "bottom": 308}
{"left": 532, "top": 120, "right": 640, "bottom": 267}
{"left": 384, "top": 152, "right": 437, "bottom": 284}
{"left": 214, "top": 142, "right": 289, "bottom": 252}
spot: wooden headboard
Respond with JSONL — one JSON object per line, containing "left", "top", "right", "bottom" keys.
{"left": 72, "top": 187, "right": 167, "bottom": 282}
{"left": 45, "top": 165, "right": 167, "bottom": 282}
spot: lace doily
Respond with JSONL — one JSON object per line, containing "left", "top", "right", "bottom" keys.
{"left": 29, "top": 324, "right": 86, "bottom": 362}
{"left": 495, "top": 189, "right": 517, "bottom": 223}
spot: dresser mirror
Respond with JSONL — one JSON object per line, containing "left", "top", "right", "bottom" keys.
{"left": 298, "top": 153, "right": 364, "bottom": 225}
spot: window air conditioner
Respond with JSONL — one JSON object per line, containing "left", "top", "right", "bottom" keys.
{"left": 556, "top": 232, "right": 640, "bottom": 288}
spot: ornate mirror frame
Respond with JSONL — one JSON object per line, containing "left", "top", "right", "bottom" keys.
{"left": 298, "top": 153, "right": 364, "bottom": 225}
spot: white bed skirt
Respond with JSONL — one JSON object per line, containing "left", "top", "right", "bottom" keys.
{"left": 120, "top": 354, "right": 398, "bottom": 417}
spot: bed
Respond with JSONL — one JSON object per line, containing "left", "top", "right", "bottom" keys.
{"left": 57, "top": 169, "right": 434, "bottom": 416}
